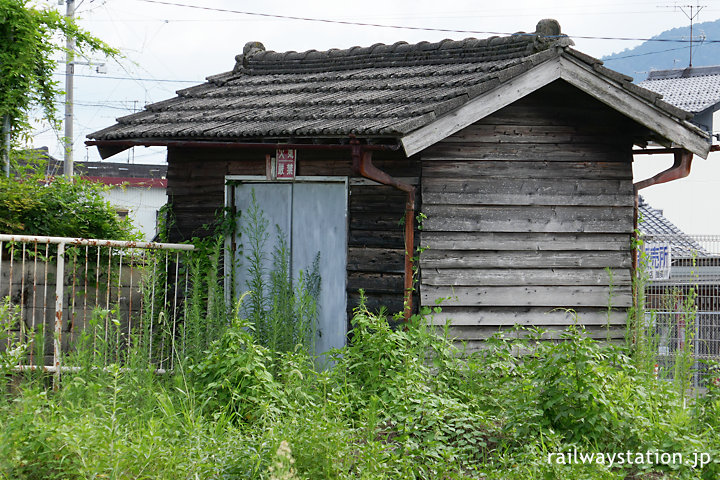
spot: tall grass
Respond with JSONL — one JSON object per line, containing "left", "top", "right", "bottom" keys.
{"left": 2, "top": 222, "right": 720, "bottom": 478}
{"left": 629, "top": 236, "right": 703, "bottom": 404}
{"left": 238, "top": 191, "right": 320, "bottom": 355}
{"left": 2, "top": 292, "right": 720, "bottom": 479}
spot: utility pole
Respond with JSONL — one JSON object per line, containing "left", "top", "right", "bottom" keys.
{"left": 63, "top": 0, "right": 75, "bottom": 177}
{"left": 2, "top": 115, "right": 9, "bottom": 177}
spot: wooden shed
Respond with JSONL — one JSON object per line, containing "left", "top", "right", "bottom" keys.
{"left": 88, "top": 20, "right": 711, "bottom": 352}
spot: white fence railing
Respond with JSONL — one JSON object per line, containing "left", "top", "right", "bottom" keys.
{"left": 0, "top": 234, "right": 195, "bottom": 387}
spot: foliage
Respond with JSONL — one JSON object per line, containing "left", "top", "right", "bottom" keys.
{"left": 0, "top": 0, "right": 118, "bottom": 143}
{"left": 0, "top": 154, "right": 137, "bottom": 239}
{"left": 2, "top": 295, "right": 720, "bottom": 479}
{"left": 0, "top": 299, "right": 25, "bottom": 390}
{"left": 239, "top": 190, "right": 320, "bottom": 354}
{"left": 1, "top": 238, "right": 720, "bottom": 479}
{"left": 190, "top": 307, "right": 284, "bottom": 422}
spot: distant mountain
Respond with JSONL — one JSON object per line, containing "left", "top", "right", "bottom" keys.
{"left": 601, "top": 19, "right": 720, "bottom": 83}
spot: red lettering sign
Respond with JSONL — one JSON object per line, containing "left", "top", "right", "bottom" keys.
{"left": 276, "top": 149, "right": 296, "bottom": 179}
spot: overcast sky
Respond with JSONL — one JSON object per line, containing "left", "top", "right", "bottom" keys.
{"left": 28, "top": 0, "right": 720, "bottom": 235}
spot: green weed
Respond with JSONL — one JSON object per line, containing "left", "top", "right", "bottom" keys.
{"left": 0, "top": 234, "right": 719, "bottom": 479}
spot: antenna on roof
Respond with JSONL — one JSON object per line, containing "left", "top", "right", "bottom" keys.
{"left": 667, "top": 2, "right": 706, "bottom": 67}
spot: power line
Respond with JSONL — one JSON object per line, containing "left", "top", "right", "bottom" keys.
{"left": 603, "top": 45, "right": 691, "bottom": 60}
{"left": 81, "top": 9, "right": 715, "bottom": 22}
{"left": 136, "top": 0, "right": 720, "bottom": 44}
{"left": 60, "top": 101, "right": 139, "bottom": 111}
{"left": 52, "top": 72, "right": 200, "bottom": 83}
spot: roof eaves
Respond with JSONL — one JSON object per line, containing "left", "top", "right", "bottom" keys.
{"left": 592, "top": 63, "right": 633, "bottom": 84}
{"left": 557, "top": 54, "right": 710, "bottom": 157}
{"left": 563, "top": 47, "right": 603, "bottom": 67}
{"left": 403, "top": 52, "right": 710, "bottom": 158}
{"left": 401, "top": 56, "right": 564, "bottom": 156}
{"left": 382, "top": 112, "right": 438, "bottom": 135}
{"left": 653, "top": 97, "right": 694, "bottom": 121}
{"left": 619, "top": 80, "right": 664, "bottom": 106}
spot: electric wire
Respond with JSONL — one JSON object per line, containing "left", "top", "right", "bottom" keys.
{"left": 134, "top": 0, "right": 720, "bottom": 44}
{"left": 52, "top": 72, "right": 200, "bottom": 83}
{"left": 603, "top": 45, "right": 692, "bottom": 61}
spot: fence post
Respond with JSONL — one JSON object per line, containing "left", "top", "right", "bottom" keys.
{"left": 54, "top": 242, "right": 65, "bottom": 389}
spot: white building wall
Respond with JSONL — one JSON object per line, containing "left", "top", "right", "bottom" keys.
{"left": 102, "top": 186, "right": 168, "bottom": 241}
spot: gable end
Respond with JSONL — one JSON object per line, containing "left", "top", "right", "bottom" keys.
{"left": 401, "top": 54, "right": 710, "bottom": 158}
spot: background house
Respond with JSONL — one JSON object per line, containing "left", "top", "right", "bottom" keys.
{"left": 24, "top": 149, "right": 167, "bottom": 241}
{"left": 88, "top": 20, "right": 710, "bottom": 352}
{"left": 639, "top": 65, "right": 720, "bottom": 137}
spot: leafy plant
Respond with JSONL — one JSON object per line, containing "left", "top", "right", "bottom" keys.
{"left": 0, "top": 154, "right": 137, "bottom": 240}
{"left": 0, "top": 298, "right": 25, "bottom": 387}
{"left": 0, "top": 0, "right": 118, "bottom": 143}
{"left": 190, "top": 302, "right": 284, "bottom": 422}
{"left": 238, "top": 191, "right": 320, "bottom": 355}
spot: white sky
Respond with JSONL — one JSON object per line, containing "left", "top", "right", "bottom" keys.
{"left": 26, "top": 0, "right": 720, "bottom": 235}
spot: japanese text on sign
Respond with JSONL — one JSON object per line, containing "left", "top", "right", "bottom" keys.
{"left": 276, "top": 149, "right": 296, "bottom": 179}
{"left": 644, "top": 242, "right": 671, "bottom": 280}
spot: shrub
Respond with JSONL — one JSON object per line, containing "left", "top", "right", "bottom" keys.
{"left": 0, "top": 153, "right": 137, "bottom": 239}
{"left": 190, "top": 310, "right": 284, "bottom": 422}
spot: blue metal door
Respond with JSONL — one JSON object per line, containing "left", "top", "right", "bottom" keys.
{"left": 233, "top": 180, "right": 348, "bottom": 356}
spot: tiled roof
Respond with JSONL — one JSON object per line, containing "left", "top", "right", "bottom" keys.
{"left": 639, "top": 65, "right": 720, "bottom": 114}
{"left": 638, "top": 196, "right": 709, "bottom": 257}
{"left": 88, "top": 19, "right": 695, "bottom": 144}
{"left": 22, "top": 148, "right": 167, "bottom": 180}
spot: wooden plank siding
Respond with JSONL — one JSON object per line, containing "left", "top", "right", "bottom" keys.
{"left": 419, "top": 84, "right": 639, "bottom": 349}
{"left": 165, "top": 147, "right": 420, "bottom": 333}
{"left": 347, "top": 154, "right": 421, "bottom": 317}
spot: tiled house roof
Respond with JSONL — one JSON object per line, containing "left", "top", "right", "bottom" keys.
{"left": 89, "top": 19, "right": 709, "bottom": 157}
{"left": 21, "top": 148, "right": 167, "bottom": 186}
{"left": 638, "top": 196, "right": 709, "bottom": 257}
{"left": 639, "top": 66, "right": 720, "bottom": 114}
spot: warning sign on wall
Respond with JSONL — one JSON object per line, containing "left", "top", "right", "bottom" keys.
{"left": 276, "top": 149, "right": 296, "bottom": 179}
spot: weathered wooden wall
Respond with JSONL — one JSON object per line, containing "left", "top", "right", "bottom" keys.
{"left": 167, "top": 82, "right": 651, "bottom": 348}
{"left": 166, "top": 147, "right": 419, "bottom": 330}
{"left": 419, "top": 83, "right": 642, "bottom": 350}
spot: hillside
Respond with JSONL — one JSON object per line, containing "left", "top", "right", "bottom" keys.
{"left": 602, "top": 19, "right": 720, "bottom": 83}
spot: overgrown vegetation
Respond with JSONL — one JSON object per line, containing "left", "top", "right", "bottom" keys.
{"left": 0, "top": 152, "right": 137, "bottom": 239}
{"left": 1, "top": 0, "right": 118, "bottom": 143}
{"left": 2, "top": 293, "right": 720, "bottom": 479}
{"left": 1, "top": 215, "right": 719, "bottom": 479}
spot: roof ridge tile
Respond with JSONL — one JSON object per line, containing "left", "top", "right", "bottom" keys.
{"left": 230, "top": 31, "right": 557, "bottom": 74}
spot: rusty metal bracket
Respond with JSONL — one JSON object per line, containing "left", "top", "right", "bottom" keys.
{"left": 351, "top": 138, "right": 416, "bottom": 320}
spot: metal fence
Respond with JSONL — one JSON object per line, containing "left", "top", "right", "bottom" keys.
{"left": 641, "top": 234, "right": 720, "bottom": 388}
{"left": 0, "top": 234, "right": 195, "bottom": 386}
